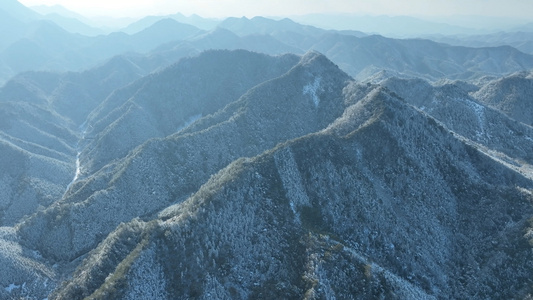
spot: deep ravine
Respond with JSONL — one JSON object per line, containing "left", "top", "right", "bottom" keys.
{"left": 64, "top": 121, "right": 89, "bottom": 195}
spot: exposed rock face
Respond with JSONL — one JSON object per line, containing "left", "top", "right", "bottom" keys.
{"left": 51, "top": 86, "right": 533, "bottom": 300}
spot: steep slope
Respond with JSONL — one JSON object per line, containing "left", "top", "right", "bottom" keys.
{"left": 0, "top": 100, "right": 75, "bottom": 225}
{"left": 0, "top": 227, "right": 56, "bottom": 300}
{"left": 0, "top": 135, "right": 72, "bottom": 226}
{"left": 149, "top": 25, "right": 533, "bottom": 81}
{"left": 50, "top": 86, "right": 533, "bottom": 299}
{"left": 183, "top": 16, "right": 338, "bottom": 53}
{"left": 216, "top": 16, "right": 331, "bottom": 51}
{"left": 17, "top": 51, "right": 352, "bottom": 263}
{"left": 80, "top": 50, "right": 300, "bottom": 174}
{"left": 39, "top": 13, "right": 103, "bottom": 36}
{"left": 473, "top": 71, "right": 533, "bottom": 126}
{"left": 380, "top": 77, "right": 533, "bottom": 176}
{"left": 0, "top": 53, "right": 152, "bottom": 226}
{"left": 122, "top": 13, "right": 219, "bottom": 34}
{"left": 81, "top": 19, "right": 203, "bottom": 61}
{"left": 1, "top": 1, "right": 101, "bottom": 39}
{"left": 0, "top": 39, "right": 171, "bottom": 299}
{"left": 0, "top": 99, "right": 76, "bottom": 154}
{"left": 48, "top": 55, "right": 149, "bottom": 124}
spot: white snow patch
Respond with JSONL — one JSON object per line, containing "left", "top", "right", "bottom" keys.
{"left": 289, "top": 201, "right": 296, "bottom": 215}
{"left": 303, "top": 76, "right": 322, "bottom": 107}
{"left": 79, "top": 121, "right": 89, "bottom": 136}
{"left": 464, "top": 98, "right": 486, "bottom": 138}
{"left": 5, "top": 283, "right": 20, "bottom": 293}
{"left": 355, "top": 147, "right": 363, "bottom": 161}
{"left": 64, "top": 121, "right": 90, "bottom": 194}
{"left": 73, "top": 154, "right": 81, "bottom": 181}
{"left": 177, "top": 114, "right": 202, "bottom": 132}
{"left": 274, "top": 148, "right": 311, "bottom": 222}
{"left": 65, "top": 152, "right": 81, "bottom": 192}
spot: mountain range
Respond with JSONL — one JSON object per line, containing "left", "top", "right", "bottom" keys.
{"left": 0, "top": 1, "right": 532, "bottom": 299}
{"left": 2, "top": 1, "right": 533, "bottom": 85}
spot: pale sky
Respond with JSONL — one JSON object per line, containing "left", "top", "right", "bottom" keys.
{"left": 17, "top": 0, "right": 533, "bottom": 19}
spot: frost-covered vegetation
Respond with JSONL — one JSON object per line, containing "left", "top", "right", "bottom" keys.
{"left": 1, "top": 3, "right": 533, "bottom": 298}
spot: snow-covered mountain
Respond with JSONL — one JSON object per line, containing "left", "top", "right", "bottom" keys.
{"left": 0, "top": 1, "right": 532, "bottom": 299}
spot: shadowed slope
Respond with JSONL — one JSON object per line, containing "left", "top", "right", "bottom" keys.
{"left": 17, "top": 51, "right": 352, "bottom": 262}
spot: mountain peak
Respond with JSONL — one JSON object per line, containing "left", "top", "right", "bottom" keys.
{"left": 136, "top": 17, "right": 201, "bottom": 35}
{"left": 299, "top": 50, "right": 327, "bottom": 65}
{"left": 2, "top": 7, "right": 533, "bottom": 300}
{"left": 295, "top": 50, "right": 348, "bottom": 80}
{"left": 0, "top": 0, "right": 40, "bottom": 21}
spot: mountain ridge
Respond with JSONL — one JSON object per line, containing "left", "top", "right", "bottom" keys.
{"left": 16, "top": 50, "right": 351, "bottom": 262}
{"left": 49, "top": 84, "right": 533, "bottom": 299}
{"left": 473, "top": 71, "right": 533, "bottom": 126}
{"left": 0, "top": 3, "right": 532, "bottom": 297}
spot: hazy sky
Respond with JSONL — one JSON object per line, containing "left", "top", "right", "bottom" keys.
{"left": 18, "top": 0, "right": 533, "bottom": 19}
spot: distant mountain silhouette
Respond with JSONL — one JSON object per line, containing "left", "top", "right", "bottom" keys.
{"left": 219, "top": 16, "right": 327, "bottom": 37}
{"left": 122, "top": 13, "right": 219, "bottom": 34}
{"left": 293, "top": 14, "right": 484, "bottom": 37}
{"left": 427, "top": 31, "right": 533, "bottom": 55}
{"left": 0, "top": 0, "right": 40, "bottom": 21}
{"left": 0, "top": 17, "right": 205, "bottom": 84}
{"left": 309, "top": 34, "right": 533, "bottom": 80}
